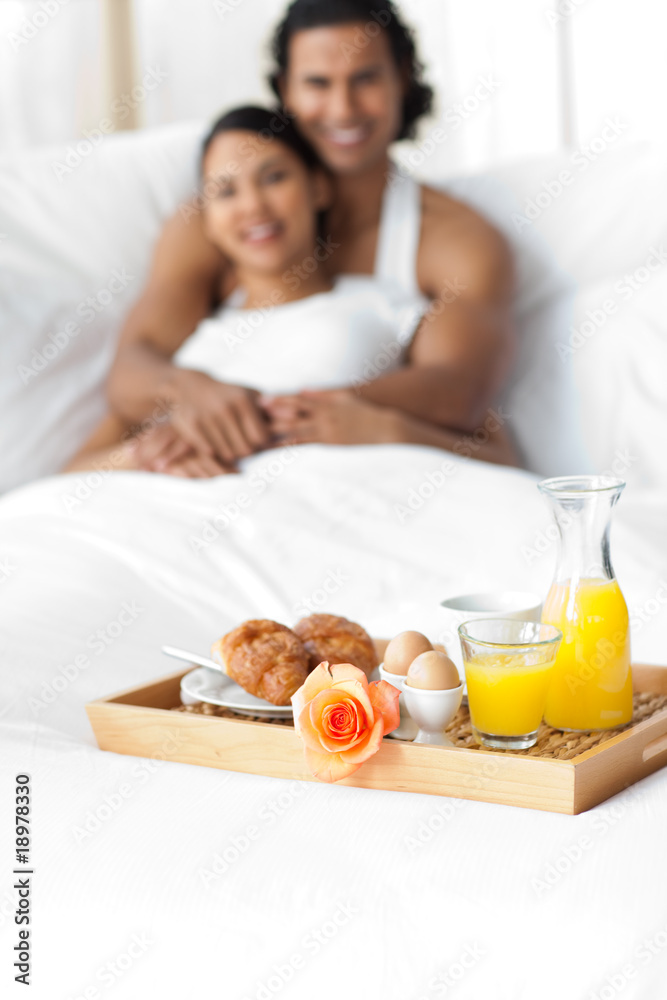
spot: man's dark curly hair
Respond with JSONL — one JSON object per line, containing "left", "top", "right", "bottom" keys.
{"left": 268, "top": 0, "right": 434, "bottom": 141}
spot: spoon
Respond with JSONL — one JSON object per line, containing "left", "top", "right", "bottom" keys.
{"left": 161, "top": 645, "right": 225, "bottom": 674}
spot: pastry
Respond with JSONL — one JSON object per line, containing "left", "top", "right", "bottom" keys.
{"left": 212, "top": 619, "right": 309, "bottom": 705}
{"left": 293, "top": 613, "right": 378, "bottom": 678}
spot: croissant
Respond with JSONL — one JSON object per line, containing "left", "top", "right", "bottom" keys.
{"left": 212, "top": 619, "right": 309, "bottom": 705}
{"left": 293, "top": 613, "right": 378, "bottom": 678}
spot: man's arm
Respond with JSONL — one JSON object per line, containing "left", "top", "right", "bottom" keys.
{"left": 358, "top": 191, "right": 516, "bottom": 433}
{"left": 263, "top": 388, "right": 519, "bottom": 467}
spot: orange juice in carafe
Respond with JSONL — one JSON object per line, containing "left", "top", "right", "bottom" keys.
{"left": 537, "top": 477, "right": 633, "bottom": 731}
{"left": 541, "top": 577, "right": 632, "bottom": 730}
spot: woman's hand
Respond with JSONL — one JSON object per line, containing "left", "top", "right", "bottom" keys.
{"left": 132, "top": 421, "right": 192, "bottom": 471}
{"left": 165, "top": 369, "right": 270, "bottom": 463}
{"left": 132, "top": 422, "right": 232, "bottom": 478}
{"left": 263, "top": 389, "right": 400, "bottom": 445}
{"left": 159, "top": 452, "right": 233, "bottom": 478}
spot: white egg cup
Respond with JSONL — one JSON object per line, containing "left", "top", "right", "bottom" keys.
{"left": 378, "top": 666, "right": 419, "bottom": 741}
{"left": 401, "top": 682, "right": 464, "bottom": 746}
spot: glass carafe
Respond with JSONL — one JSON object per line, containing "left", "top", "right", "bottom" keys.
{"left": 538, "top": 476, "right": 632, "bottom": 731}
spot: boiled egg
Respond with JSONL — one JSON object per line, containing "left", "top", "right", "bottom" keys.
{"left": 405, "top": 650, "right": 461, "bottom": 690}
{"left": 383, "top": 631, "right": 433, "bottom": 676}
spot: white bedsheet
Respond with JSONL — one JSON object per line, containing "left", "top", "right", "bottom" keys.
{"left": 1, "top": 445, "right": 667, "bottom": 999}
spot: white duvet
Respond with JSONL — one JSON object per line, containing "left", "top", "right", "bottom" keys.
{"left": 1, "top": 445, "right": 667, "bottom": 1000}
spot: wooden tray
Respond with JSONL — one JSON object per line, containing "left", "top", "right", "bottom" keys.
{"left": 86, "top": 660, "right": 667, "bottom": 815}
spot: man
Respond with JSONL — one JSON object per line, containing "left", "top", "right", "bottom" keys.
{"left": 107, "top": 0, "right": 515, "bottom": 472}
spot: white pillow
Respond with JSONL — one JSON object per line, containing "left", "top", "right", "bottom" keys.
{"left": 449, "top": 143, "right": 667, "bottom": 478}
{"left": 572, "top": 270, "right": 667, "bottom": 490}
{"left": 0, "top": 121, "right": 204, "bottom": 493}
{"left": 440, "top": 174, "right": 591, "bottom": 477}
{"left": 493, "top": 142, "right": 667, "bottom": 287}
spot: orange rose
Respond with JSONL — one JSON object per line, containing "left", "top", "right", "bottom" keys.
{"left": 291, "top": 661, "right": 400, "bottom": 783}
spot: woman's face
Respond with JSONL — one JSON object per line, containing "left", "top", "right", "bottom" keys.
{"left": 280, "top": 24, "right": 405, "bottom": 176}
{"left": 202, "top": 131, "right": 328, "bottom": 274}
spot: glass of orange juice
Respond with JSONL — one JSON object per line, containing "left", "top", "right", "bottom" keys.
{"left": 458, "top": 619, "right": 562, "bottom": 749}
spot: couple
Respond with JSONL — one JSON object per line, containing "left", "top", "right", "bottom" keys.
{"left": 68, "top": 0, "right": 517, "bottom": 476}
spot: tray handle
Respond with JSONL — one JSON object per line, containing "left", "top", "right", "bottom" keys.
{"left": 642, "top": 731, "right": 667, "bottom": 764}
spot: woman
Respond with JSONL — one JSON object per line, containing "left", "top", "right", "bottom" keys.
{"left": 67, "top": 106, "right": 516, "bottom": 475}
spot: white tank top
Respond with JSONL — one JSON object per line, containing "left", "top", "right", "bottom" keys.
{"left": 173, "top": 166, "right": 427, "bottom": 394}
{"left": 374, "top": 165, "right": 424, "bottom": 300}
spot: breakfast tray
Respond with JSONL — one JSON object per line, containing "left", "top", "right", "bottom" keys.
{"left": 86, "top": 651, "right": 667, "bottom": 815}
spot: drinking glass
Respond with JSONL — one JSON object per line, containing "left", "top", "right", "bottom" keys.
{"left": 458, "top": 619, "right": 562, "bottom": 749}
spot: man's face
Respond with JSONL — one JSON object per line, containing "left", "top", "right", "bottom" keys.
{"left": 281, "top": 24, "right": 405, "bottom": 176}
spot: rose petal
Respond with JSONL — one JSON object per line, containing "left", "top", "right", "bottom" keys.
{"left": 291, "top": 689, "right": 306, "bottom": 739}
{"left": 291, "top": 661, "right": 334, "bottom": 737}
{"left": 304, "top": 746, "right": 364, "bottom": 783}
{"left": 322, "top": 702, "right": 359, "bottom": 740}
{"left": 296, "top": 702, "right": 329, "bottom": 752}
{"left": 368, "top": 680, "right": 401, "bottom": 736}
{"left": 329, "top": 663, "right": 370, "bottom": 693}
{"left": 339, "top": 715, "right": 384, "bottom": 764}
{"left": 296, "top": 692, "right": 362, "bottom": 753}
{"left": 308, "top": 690, "right": 367, "bottom": 752}
{"left": 329, "top": 678, "right": 374, "bottom": 727}
{"left": 300, "top": 661, "right": 336, "bottom": 701}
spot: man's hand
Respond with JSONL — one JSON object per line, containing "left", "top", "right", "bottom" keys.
{"left": 263, "top": 389, "right": 398, "bottom": 445}
{"left": 166, "top": 369, "right": 270, "bottom": 463}
{"left": 264, "top": 388, "right": 519, "bottom": 466}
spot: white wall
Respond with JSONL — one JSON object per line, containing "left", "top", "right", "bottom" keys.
{"left": 0, "top": 0, "right": 105, "bottom": 152}
{"left": 567, "top": 0, "right": 667, "bottom": 147}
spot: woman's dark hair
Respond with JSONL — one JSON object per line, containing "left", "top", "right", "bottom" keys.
{"left": 201, "top": 104, "right": 323, "bottom": 172}
{"left": 269, "top": 0, "right": 434, "bottom": 141}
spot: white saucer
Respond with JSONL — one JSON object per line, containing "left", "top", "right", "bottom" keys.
{"left": 180, "top": 666, "right": 293, "bottom": 718}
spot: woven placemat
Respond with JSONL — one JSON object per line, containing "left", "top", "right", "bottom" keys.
{"left": 173, "top": 691, "right": 667, "bottom": 759}
{"left": 443, "top": 691, "right": 667, "bottom": 759}
{"left": 175, "top": 702, "right": 295, "bottom": 727}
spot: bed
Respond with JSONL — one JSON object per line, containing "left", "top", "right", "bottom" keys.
{"left": 1, "top": 125, "right": 667, "bottom": 999}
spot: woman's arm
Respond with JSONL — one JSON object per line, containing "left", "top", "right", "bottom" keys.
{"left": 63, "top": 414, "right": 230, "bottom": 477}
{"left": 63, "top": 414, "right": 140, "bottom": 472}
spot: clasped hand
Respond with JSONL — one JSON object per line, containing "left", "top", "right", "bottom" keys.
{"left": 133, "top": 373, "right": 398, "bottom": 477}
